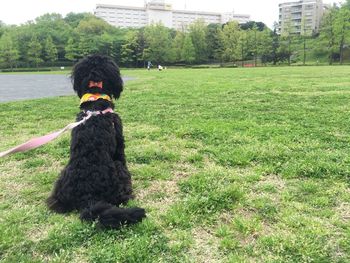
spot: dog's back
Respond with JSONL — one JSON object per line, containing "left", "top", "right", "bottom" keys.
{"left": 63, "top": 113, "right": 120, "bottom": 208}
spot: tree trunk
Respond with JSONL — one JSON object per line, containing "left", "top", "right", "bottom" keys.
{"left": 303, "top": 37, "right": 306, "bottom": 65}
{"left": 339, "top": 34, "right": 345, "bottom": 65}
{"left": 329, "top": 52, "right": 333, "bottom": 65}
{"left": 288, "top": 37, "right": 291, "bottom": 66}
{"left": 254, "top": 54, "right": 257, "bottom": 67}
{"left": 254, "top": 30, "right": 257, "bottom": 67}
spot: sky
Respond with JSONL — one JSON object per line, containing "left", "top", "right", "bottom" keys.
{"left": 0, "top": 0, "right": 345, "bottom": 28}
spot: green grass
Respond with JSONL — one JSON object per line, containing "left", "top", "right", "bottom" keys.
{"left": 1, "top": 66, "right": 350, "bottom": 262}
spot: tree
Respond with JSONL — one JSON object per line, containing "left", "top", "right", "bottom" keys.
{"left": 236, "top": 30, "right": 248, "bottom": 66}
{"left": 121, "top": 43, "right": 135, "bottom": 66}
{"left": 241, "top": 21, "right": 269, "bottom": 66}
{"left": 64, "top": 12, "right": 89, "bottom": 28}
{"left": 206, "top": 23, "right": 223, "bottom": 61}
{"left": 220, "top": 21, "right": 241, "bottom": 63}
{"left": 74, "top": 15, "right": 114, "bottom": 57}
{"left": 27, "top": 35, "right": 43, "bottom": 67}
{"left": 188, "top": 19, "right": 208, "bottom": 62}
{"left": 181, "top": 34, "right": 196, "bottom": 64}
{"left": 35, "top": 13, "right": 63, "bottom": 23}
{"left": 65, "top": 37, "right": 79, "bottom": 61}
{"left": 34, "top": 13, "right": 71, "bottom": 60}
{"left": 121, "top": 30, "right": 141, "bottom": 67}
{"left": 319, "top": 6, "right": 338, "bottom": 65}
{"left": 43, "top": 36, "right": 58, "bottom": 64}
{"left": 300, "top": 15, "right": 313, "bottom": 65}
{"left": 240, "top": 21, "right": 267, "bottom": 31}
{"left": 76, "top": 15, "right": 111, "bottom": 35}
{"left": 2, "top": 8, "right": 349, "bottom": 68}
{"left": 172, "top": 30, "right": 185, "bottom": 62}
{"left": 0, "top": 33, "right": 19, "bottom": 69}
{"left": 251, "top": 23, "right": 259, "bottom": 66}
{"left": 77, "top": 34, "right": 100, "bottom": 57}
{"left": 143, "top": 23, "right": 173, "bottom": 64}
{"left": 0, "top": 21, "right": 6, "bottom": 38}
{"left": 280, "top": 18, "right": 293, "bottom": 65}
{"left": 98, "top": 32, "right": 115, "bottom": 56}
{"left": 109, "top": 28, "right": 130, "bottom": 64}
{"left": 344, "top": 0, "right": 350, "bottom": 8}
{"left": 11, "top": 23, "right": 36, "bottom": 66}
{"left": 258, "top": 27, "right": 274, "bottom": 65}
{"left": 334, "top": 7, "right": 350, "bottom": 64}
{"left": 0, "top": 13, "right": 130, "bottom": 67}
{"left": 271, "top": 22, "right": 280, "bottom": 65}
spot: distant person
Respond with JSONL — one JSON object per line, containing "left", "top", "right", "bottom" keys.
{"left": 147, "top": 61, "right": 152, "bottom": 70}
{"left": 158, "top": 65, "right": 163, "bottom": 71}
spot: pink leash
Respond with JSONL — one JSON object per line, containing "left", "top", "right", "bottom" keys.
{"left": 0, "top": 108, "right": 113, "bottom": 158}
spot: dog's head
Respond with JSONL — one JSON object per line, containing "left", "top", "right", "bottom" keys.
{"left": 71, "top": 55, "right": 123, "bottom": 99}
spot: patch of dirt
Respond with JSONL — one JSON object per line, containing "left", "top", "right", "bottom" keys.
{"left": 136, "top": 179, "right": 180, "bottom": 214}
{"left": 188, "top": 227, "right": 222, "bottom": 263}
{"left": 335, "top": 202, "right": 350, "bottom": 221}
{"left": 258, "top": 174, "right": 286, "bottom": 190}
{"left": 27, "top": 224, "right": 52, "bottom": 242}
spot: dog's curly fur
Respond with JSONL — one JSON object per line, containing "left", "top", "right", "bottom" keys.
{"left": 46, "top": 55, "right": 146, "bottom": 228}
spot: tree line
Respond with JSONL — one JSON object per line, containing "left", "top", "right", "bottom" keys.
{"left": 0, "top": 1, "right": 349, "bottom": 69}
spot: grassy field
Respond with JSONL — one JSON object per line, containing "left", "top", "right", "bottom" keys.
{"left": 0, "top": 66, "right": 350, "bottom": 262}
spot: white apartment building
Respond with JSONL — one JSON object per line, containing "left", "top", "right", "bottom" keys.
{"left": 94, "top": 0, "right": 250, "bottom": 30}
{"left": 278, "top": 0, "right": 325, "bottom": 34}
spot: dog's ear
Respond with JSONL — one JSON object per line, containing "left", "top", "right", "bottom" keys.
{"left": 71, "top": 55, "right": 124, "bottom": 99}
{"left": 71, "top": 57, "right": 88, "bottom": 98}
{"left": 104, "top": 59, "right": 124, "bottom": 100}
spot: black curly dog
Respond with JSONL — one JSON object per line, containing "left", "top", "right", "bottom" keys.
{"left": 47, "top": 55, "right": 146, "bottom": 228}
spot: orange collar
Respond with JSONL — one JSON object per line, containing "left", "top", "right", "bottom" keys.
{"left": 80, "top": 93, "right": 112, "bottom": 105}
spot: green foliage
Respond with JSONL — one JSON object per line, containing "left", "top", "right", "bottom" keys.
{"left": 181, "top": 35, "right": 196, "bottom": 64}
{"left": 206, "top": 23, "right": 223, "bottom": 61}
{"left": 121, "top": 30, "right": 142, "bottom": 67}
{"left": 220, "top": 21, "right": 241, "bottom": 62}
{"left": 75, "top": 15, "right": 111, "bottom": 35}
{"left": 188, "top": 19, "right": 208, "bottom": 62}
{"left": 319, "top": 4, "right": 350, "bottom": 65}
{"left": 0, "top": 20, "right": 6, "bottom": 38}
{"left": 280, "top": 18, "right": 293, "bottom": 65}
{"left": 248, "top": 24, "right": 259, "bottom": 65}
{"left": 27, "top": 35, "right": 43, "bottom": 67}
{"left": 64, "top": 37, "right": 79, "bottom": 61}
{"left": 172, "top": 30, "right": 185, "bottom": 62}
{"left": 64, "top": 12, "right": 90, "bottom": 28}
{"left": 43, "top": 36, "right": 58, "bottom": 63}
{"left": 33, "top": 13, "right": 71, "bottom": 60}
{"left": 144, "top": 23, "right": 173, "bottom": 63}
{"left": 345, "top": 0, "right": 350, "bottom": 9}
{"left": 0, "top": 32, "right": 19, "bottom": 69}
{"left": 76, "top": 16, "right": 108, "bottom": 57}
{"left": 0, "top": 9, "right": 350, "bottom": 68}
{"left": 258, "top": 27, "right": 274, "bottom": 63}
{"left": 334, "top": 7, "right": 350, "bottom": 64}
